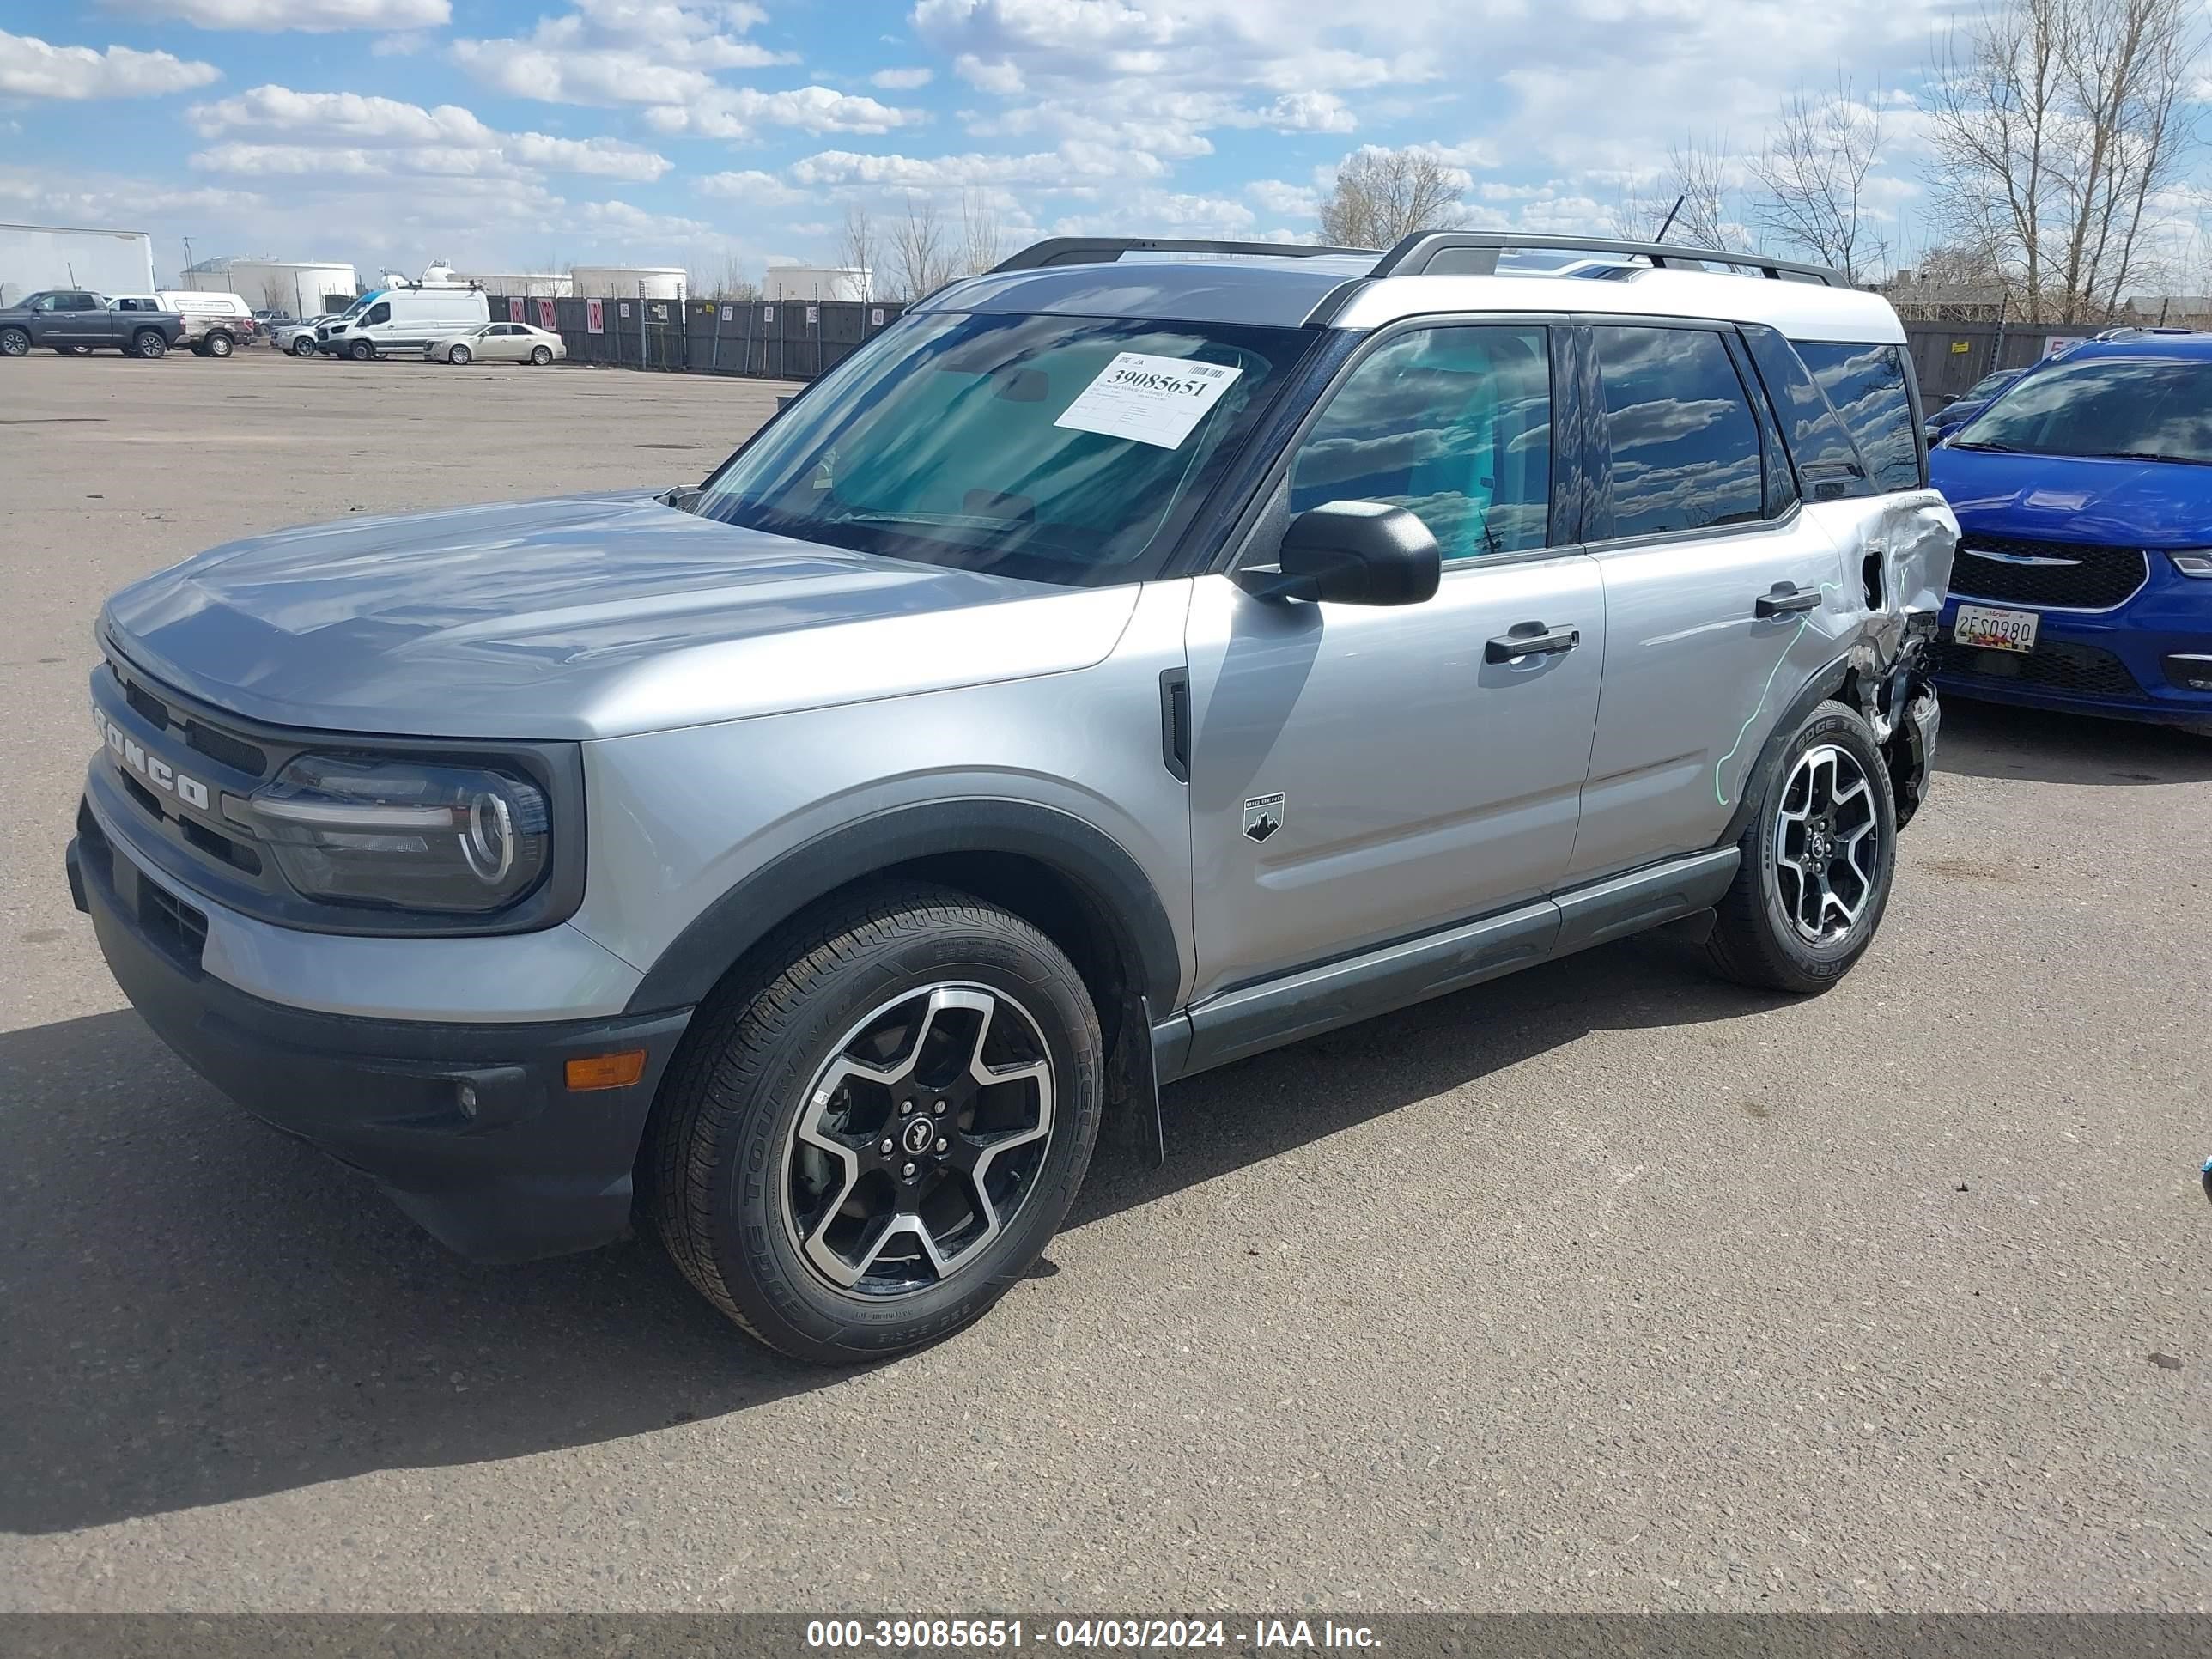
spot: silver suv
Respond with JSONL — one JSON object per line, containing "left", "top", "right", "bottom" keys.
{"left": 67, "top": 233, "right": 1956, "bottom": 1361}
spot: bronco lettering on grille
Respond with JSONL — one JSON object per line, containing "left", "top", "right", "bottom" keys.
{"left": 97, "top": 711, "right": 211, "bottom": 811}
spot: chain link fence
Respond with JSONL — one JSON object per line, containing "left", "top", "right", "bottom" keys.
{"left": 489, "top": 294, "right": 908, "bottom": 381}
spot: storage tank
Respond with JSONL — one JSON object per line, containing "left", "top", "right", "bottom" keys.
{"left": 180, "top": 256, "right": 359, "bottom": 317}
{"left": 453, "top": 270, "right": 575, "bottom": 297}
{"left": 762, "top": 264, "right": 873, "bottom": 302}
{"left": 0, "top": 222, "right": 155, "bottom": 306}
{"left": 571, "top": 265, "right": 688, "bottom": 301}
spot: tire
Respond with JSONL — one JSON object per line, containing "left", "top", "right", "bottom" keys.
{"left": 645, "top": 881, "right": 1103, "bottom": 1363}
{"left": 133, "top": 330, "right": 166, "bottom": 359}
{"left": 448, "top": 343, "right": 471, "bottom": 366}
{"left": 349, "top": 340, "right": 374, "bottom": 362}
{"left": 291, "top": 336, "right": 318, "bottom": 358}
{"left": 204, "top": 331, "right": 234, "bottom": 358}
{"left": 58, "top": 344, "right": 94, "bottom": 356}
{"left": 1705, "top": 699, "right": 1898, "bottom": 994}
{"left": 0, "top": 327, "right": 29, "bottom": 357}
{"left": 530, "top": 345, "right": 552, "bottom": 365}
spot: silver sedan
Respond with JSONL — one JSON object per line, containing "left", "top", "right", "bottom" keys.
{"left": 425, "top": 322, "right": 566, "bottom": 367}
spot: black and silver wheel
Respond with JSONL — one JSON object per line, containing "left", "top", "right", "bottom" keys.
{"left": 204, "top": 331, "right": 234, "bottom": 358}
{"left": 0, "top": 327, "right": 29, "bottom": 357}
{"left": 1706, "top": 699, "right": 1897, "bottom": 994}
{"left": 133, "top": 330, "right": 166, "bottom": 359}
{"left": 448, "top": 343, "right": 471, "bottom": 366}
{"left": 530, "top": 345, "right": 552, "bottom": 365}
{"left": 647, "top": 882, "right": 1102, "bottom": 1362}
{"left": 349, "top": 339, "right": 374, "bottom": 362}
{"left": 291, "top": 335, "right": 318, "bottom": 357}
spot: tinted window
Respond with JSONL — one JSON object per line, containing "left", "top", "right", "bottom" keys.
{"left": 1741, "top": 324, "right": 1872, "bottom": 499}
{"left": 58, "top": 293, "right": 97, "bottom": 312}
{"left": 1291, "top": 325, "right": 1552, "bottom": 560}
{"left": 1952, "top": 351, "right": 2212, "bottom": 464}
{"left": 697, "top": 310, "right": 1314, "bottom": 587}
{"left": 1795, "top": 342, "right": 1921, "bottom": 491}
{"left": 1593, "top": 325, "right": 1764, "bottom": 537}
{"left": 366, "top": 301, "right": 391, "bottom": 325}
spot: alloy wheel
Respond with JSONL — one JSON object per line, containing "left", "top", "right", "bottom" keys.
{"left": 781, "top": 982, "right": 1055, "bottom": 1297}
{"left": 1772, "top": 744, "right": 1881, "bottom": 944}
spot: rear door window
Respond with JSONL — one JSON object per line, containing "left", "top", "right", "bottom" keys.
{"left": 1590, "top": 325, "right": 1765, "bottom": 538}
{"left": 1792, "top": 342, "right": 1923, "bottom": 492}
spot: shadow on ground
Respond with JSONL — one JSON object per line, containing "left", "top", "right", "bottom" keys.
{"left": 1934, "top": 696, "right": 2212, "bottom": 786}
{"left": 1, "top": 933, "right": 1770, "bottom": 1536}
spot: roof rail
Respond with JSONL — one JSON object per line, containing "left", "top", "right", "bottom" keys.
{"left": 1370, "top": 232, "right": 1844, "bottom": 287}
{"left": 2093, "top": 324, "right": 2199, "bottom": 342}
{"left": 991, "top": 236, "right": 1374, "bottom": 272}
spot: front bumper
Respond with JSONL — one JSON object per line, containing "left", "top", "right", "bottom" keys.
{"left": 69, "top": 813, "right": 693, "bottom": 1263}
{"left": 1935, "top": 579, "right": 2212, "bottom": 727}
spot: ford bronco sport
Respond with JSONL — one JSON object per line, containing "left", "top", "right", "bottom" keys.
{"left": 68, "top": 233, "right": 1955, "bottom": 1362}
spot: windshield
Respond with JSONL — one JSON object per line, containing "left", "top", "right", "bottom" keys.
{"left": 337, "top": 291, "right": 380, "bottom": 319}
{"left": 1955, "top": 353, "right": 2212, "bottom": 462}
{"left": 1963, "top": 369, "right": 2021, "bottom": 400}
{"left": 695, "top": 310, "right": 1316, "bottom": 586}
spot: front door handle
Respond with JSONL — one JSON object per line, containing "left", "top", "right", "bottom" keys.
{"left": 1756, "top": 584, "right": 1823, "bottom": 617}
{"left": 1485, "top": 622, "right": 1581, "bottom": 664}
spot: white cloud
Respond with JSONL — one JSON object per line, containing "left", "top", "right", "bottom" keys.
{"left": 102, "top": 0, "right": 451, "bottom": 31}
{"left": 870, "top": 66, "right": 935, "bottom": 89}
{"left": 789, "top": 146, "right": 1170, "bottom": 191}
{"left": 0, "top": 31, "right": 219, "bottom": 100}
{"left": 1247, "top": 178, "right": 1320, "bottom": 217}
{"left": 188, "top": 85, "right": 672, "bottom": 180}
{"left": 697, "top": 169, "right": 806, "bottom": 206}
{"left": 643, "top": 86, "right": 920, "bottom": 139}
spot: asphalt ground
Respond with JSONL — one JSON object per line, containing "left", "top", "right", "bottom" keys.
{"left": 1, "top": 349, "right": 2207, "bottom": 1613}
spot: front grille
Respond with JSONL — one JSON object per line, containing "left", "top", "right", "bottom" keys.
{"left": 125, "top": 681, "right": 170, "bottom": 729}
{"left": 1930, "top": 634, "right": 2143, "bottom": 698}
{"left": 185, "top": 719, "right": 265, "bottom": 775}
{"left": 1951, "top": 535, "right": 2148, "bottom": 609}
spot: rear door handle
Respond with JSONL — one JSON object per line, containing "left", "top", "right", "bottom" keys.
{"left": 1755, "top": 584, "right": 1822, "bottom": 617}
{"left": 1485, "top": 623, "right": 1581, "bottom": 664}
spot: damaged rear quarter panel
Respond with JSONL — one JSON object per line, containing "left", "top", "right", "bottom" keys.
{"left": 1842, "top": 489, "right": 1958, "bottom": 825}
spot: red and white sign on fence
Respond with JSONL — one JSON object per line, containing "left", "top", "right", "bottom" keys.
{"left": 586, "top": 299, "right": 604, "bottom": 335}
{"left": 538, "top": 297, "right": 558, "bottom": 331}
{"left": 507, "top": 297, "right": 526, "bottom": 322}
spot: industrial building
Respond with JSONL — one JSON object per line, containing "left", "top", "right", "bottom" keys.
{"left": 179, "top": 255, "right": 359, "bottom": 317}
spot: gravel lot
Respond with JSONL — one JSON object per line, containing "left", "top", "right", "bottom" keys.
{"left": 2, "top": 349, "right": 2206, "bottom": 1613}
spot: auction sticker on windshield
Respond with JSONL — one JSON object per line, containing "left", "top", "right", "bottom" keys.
{"left": 1054, "top": 352, "right": 1243, "bottom": 449}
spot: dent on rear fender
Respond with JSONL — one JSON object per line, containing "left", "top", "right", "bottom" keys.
{"left": 1852, "top": 491, "right": 1959, "bottom": 680}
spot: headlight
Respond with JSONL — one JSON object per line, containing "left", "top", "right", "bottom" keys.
{"left": 2169, "top": 550, "right": 2212, "bottom": 578}
{"left": 249, "top": 753, "right": 552, "bottom": 914}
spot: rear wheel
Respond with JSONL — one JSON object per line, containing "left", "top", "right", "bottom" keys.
{"left": 204, "top": 331, "right": 234, "bottom": 358}
{"left": 1705, "top": 700, "right": 1897, "bottom": 994}
{"left": 448, "top": 343, "right": 471, "bottom": 366}
{"left": 530, "top": 345, "right": 553, "bottom": 365}
{"left": 1, "top": 327, "right": 31, "bottom": 356}
{"left": 133, "top": 330, "right": 166, "bottom": 359}
{"left": 645, "top": 882, "right": 1103, "bottom": 1362}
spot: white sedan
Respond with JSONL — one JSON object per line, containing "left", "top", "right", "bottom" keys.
{"left": 425, "top": 322, "right": 566, "bottom": 367}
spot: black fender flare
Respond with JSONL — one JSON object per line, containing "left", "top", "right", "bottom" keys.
{"left": 623, "top": 799, "right": 1184, "bottom": 1017}
{"left": 1717, "top": 657, "right": 1853, "bottom": 848}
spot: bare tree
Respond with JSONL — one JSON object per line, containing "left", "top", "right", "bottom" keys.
{"left": 1316, "top": 148, "right": 1463, "bottom": 248}
{"left": 1747, "top": 79, "right": 1890, "bottom": 281}
{"left": 1927, "top": 0, "right": 2203, "bottom": 323}
{"left": 958, "top": 189, "right": 1006, "bottom": 275}
{"left": 1605, "top": 134, "right": 1741, "bottom": 249}
{"left": 889, "top": 192, "right": 956, "bottom": 298}
{"left": 837, "top": 204, "right": 879, "bottom": 297}
{"left": 258, "top": 271, "right": 296, "bottom": 313}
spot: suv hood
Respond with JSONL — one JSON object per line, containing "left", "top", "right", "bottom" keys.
{"left": 1929, "top": 447, "right": 2212, "bottom": 544}
{"left": 100, "top": 491, "right": 1140, "bottom": 739}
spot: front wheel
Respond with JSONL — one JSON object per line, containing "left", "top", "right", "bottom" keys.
{"left": 349, "top": 340, "right": 374, "bottom": 362}
{"left": 530, "top": 345, "right": 552, "bottom": 365}
{"left": 1705, "top": 699, "right": 1898, "bottom": 994}
{"left": 645, "top": 883, "right": 1103, "bottom": 1362}
{"left": 1, "top": 327, "right": 32, "bottom": 357}
{"left": 448, "top": 343, "right": 471, "bottom": 366}
{"left": 291, "top": 336, "right": 318, "bottom": 358}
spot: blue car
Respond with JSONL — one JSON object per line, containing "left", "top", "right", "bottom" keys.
{"left": 1924, "top": 366, "right": 2026, "bottom": 444}
{"left": 1928, "top": 332, "right": 2212, "bottom": 734}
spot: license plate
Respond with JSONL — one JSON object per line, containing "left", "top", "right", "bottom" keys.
{"left": 1954, "top": 603, "right": 2039, "bottom": 653}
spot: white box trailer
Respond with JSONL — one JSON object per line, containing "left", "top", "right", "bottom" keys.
{"left": 0, "top": 222, "right": 156, "bottom": 307}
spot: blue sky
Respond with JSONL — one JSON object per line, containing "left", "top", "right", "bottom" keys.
{"left": 0, "top": 2, "right": 2197, "bottom": 289}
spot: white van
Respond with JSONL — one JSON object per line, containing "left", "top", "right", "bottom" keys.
{"left": 316, "top": 284, "right": 491, "bottom": 360}
{"left": 109, "top": 290, "right": 255, "bottom": 356}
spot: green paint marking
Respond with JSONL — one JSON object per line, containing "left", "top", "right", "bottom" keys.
{"left": 1715, "top": 581, "right": 1844, "bottom": 805}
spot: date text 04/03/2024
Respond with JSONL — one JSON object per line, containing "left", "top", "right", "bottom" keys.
{"left": 804, "top": 1619, "right": 1382, "bottom": 1650}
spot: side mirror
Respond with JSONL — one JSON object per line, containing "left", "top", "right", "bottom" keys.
{"left": 1237, "top": 501, "right": 1442, "bottom": 605}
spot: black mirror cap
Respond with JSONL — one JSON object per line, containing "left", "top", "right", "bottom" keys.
{"left": 1261, "top": 500, "right": 1441, "bottom": 605}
